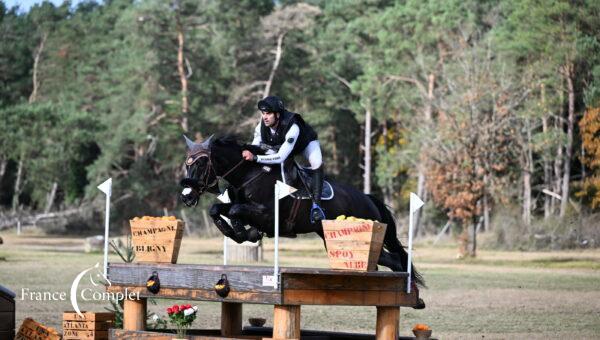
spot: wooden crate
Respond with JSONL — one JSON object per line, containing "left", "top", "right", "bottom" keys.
{"left": 15, "top": 318, "right": 60, "bottom": 340}
{"left": 130, "top": 218, "right": 184, "bottom": 263}
{"left": 321, "top": 220, "right": 387, "bottom": 271}
{"left": 63, "top": 311, "right": 114, "bottom": 340}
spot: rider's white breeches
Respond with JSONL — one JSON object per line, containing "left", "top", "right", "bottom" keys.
{"left": 302, "top": 140, "right": 322, "bottom": 169}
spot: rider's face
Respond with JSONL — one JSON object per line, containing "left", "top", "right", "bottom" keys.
{"left": 261, "top": 111, "right": 279, "bottom": 128}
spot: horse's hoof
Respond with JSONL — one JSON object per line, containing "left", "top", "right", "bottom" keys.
{"left": 413, "top": 298, "right": 426, "bottom": 310}
{"left": 247, "top": 229, "right": 262, "bottom": 243}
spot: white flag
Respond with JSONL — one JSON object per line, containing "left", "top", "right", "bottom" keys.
{"left": 409, "top": 192, "right": 424, "bottom": 214}
{"left": 97, "top": 178, "right": 112, "bottom": 197}
{"left": 217, "top": 190, "right": 231, "bottom": 203}
{"left": 275, "top": 180, "right": 297, "bottom": 200}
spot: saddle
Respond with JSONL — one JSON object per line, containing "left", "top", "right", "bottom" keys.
{"left": 274, "top": 160, "right": 334, "bottom": 237}
{"left": 282, "top": 160, "right": 334, "bottom": 201}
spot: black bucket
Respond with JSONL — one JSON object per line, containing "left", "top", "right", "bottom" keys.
{"left": 0, "top": 285, "right": 15, "bottom": 340}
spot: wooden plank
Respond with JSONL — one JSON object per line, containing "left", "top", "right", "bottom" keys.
{"left": 107, "top": 286, "right": 281, "bottom": 305}
{"left": 279, "top": 267, "right": 408, "bottom": 277}
{"left": 109, "top": 329, "right": 261, "bottom": 339}
{"left": 15, "top": 318, "right": 61, "bottom": 340}
{"left": 282, "top": 274, "right": 406, "bottom": 291}
{"left": 110, "top": 263, "right": 278, "bottom": 273}
{"left": 327, "top": 259, "right": 372, "bottom": 271}
{"left": 322, "top": 220, "right": 387, "bottom": 271}
{"left": 324, "top": 240, "right": 382, "bottom": 250}
{"left": 108, "top": 263, "right": 279, "bottom": 293}
{"left": 272, "top": 305, "right": 300, "bottom": 340}
{"left": 62, "top": 320, "right": 112, "bottom": 331}
{"left": 221, "top": 302, "right": 242, "bottom": 337}
{"left": 123, "top": 299, "right": 147, "bottom": 331}
{"left": 130, "top": 219, "right": 184, "bottom": 264}
{"left": 375, "top": 306, "right": 399, "bottom": 340}
{"left": 63, "top": 329, "right": 108, "bottom": 340}
{"left": 282, "top": 289, "right": 418, "bottom": 307}
{"left": 63, "top": 311, "right": 115, "bottom": 322}
{"left": 321, "top": 220, "right": 386, "bottom": 241}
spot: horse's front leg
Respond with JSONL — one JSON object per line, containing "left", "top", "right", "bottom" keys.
{"left": 208, "top": 203, "right": 248, "bottom": 243}
{"left": 229, "top": 203, "right": 271, "bottom": 241}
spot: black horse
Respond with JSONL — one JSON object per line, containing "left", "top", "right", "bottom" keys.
{"left": 180, "top": 135, "right": 425, "bottom": 291}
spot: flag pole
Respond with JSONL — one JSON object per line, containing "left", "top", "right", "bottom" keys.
{"left": 97, "top": 178, "right": 112, "bottom": 277}
{"left": 407, "top": 192, "right": 424, "bottom": 293}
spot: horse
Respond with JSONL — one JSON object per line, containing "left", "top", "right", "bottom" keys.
{"left": 179, "top": 135, "right": 425, "bottom": 294}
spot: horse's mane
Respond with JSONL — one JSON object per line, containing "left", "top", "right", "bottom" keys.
{"left": 213, "top": 134, "right": 242, "bottom": 147}
{"left": 213, "top": 134, "right": 265, "bottom": 155}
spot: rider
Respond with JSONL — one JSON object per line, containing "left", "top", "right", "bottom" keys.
{"left": 242, "top": 95, "right": 326, "bottom": 223}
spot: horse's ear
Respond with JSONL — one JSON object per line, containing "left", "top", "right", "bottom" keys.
{"left": 200, "top": 134, "right": 214, "bottom": 149}
{"left": 183, "top": 134, "right": 196, "bottom": 150}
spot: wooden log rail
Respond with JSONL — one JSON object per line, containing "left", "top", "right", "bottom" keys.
{"left": 106, "top": 263, "right": 419, "bottom": 340}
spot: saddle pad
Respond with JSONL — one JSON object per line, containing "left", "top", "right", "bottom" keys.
{"left": 290, "top": 180, "right": 334, "bottom": 200}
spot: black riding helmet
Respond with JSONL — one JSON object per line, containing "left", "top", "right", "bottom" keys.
{"left": 257, "top": 96, "right": 285, "bottom": 114}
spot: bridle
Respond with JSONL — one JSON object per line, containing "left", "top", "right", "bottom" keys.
{"left": 185, "top": 144, "right": 262, "bottom": 194}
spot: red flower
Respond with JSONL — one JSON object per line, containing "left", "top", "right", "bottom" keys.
{"left": 172, "top": 305, "right": 179, "bottom": 313}
{"left": 185, "top": 304, "right": 191, "bottom": 309}
{"left": 167, "top": 307, "right": 173, "bottom": 314}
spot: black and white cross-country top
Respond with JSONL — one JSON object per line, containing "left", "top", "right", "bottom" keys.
{"left": 252, "top": 110, "right": 317, "bottom": 164}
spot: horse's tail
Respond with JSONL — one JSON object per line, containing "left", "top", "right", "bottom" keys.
{"left": 367, "top": 194, "right": 425, "bottom": 288}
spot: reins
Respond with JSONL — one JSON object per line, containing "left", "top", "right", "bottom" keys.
{"left": 199, "top": 145, "right": 267, "bottom": 192}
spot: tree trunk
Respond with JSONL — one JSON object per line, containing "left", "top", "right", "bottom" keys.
{"left": 552, "top": 83, "right": 565, "bottom": 215}
{"left": 522, "top": 168, "right": 531, "bottom": 226}
{"left": 29, "top": 32, "right": 48, "bottom": 104}
{"left": 483, "top": 189, "right": 490, "bottom": 231}
{"left": 263, "top": 33, "right": 285, "bottom": 98}
{"left": 0, "top": 157, "right": 6, "bottom": 183}
{"left": 469, "top": 218, "right": 477, "bottom": 257}
{"left": 414, "top": 74, "right": 435, "bottom": 234}
{"left": 44, "top": 182, "right": 58, "bottom": 214}
{"left": 363, "top": 104, "right": 372, "bottom": 194}
{"left": 175, "top": 3, "right": 188, "bottom": 133}
{"left": 522, "top": 119, "right": 533, "bottom": 226}
{"left": 541, "top": 84, "right": 552, "bottom": 218}
{"left": 458, "top": 223, "right": 468, "bottom": 258}
{"left": 414, "top": 170, "right": 426, "bottom": 235}
{"left": 12, "top": 152, "right": 25, "bottom": 213}
{"left": 560, "top": 63, "right": 575, "bottom": 217}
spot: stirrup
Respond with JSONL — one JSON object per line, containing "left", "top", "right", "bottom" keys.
{"left": 310, "top": 203, "right": 325, "bottom": 223}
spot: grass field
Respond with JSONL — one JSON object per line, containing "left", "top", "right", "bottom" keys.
{"left": 0, "top": 230, "right": 599, "bottom": 339}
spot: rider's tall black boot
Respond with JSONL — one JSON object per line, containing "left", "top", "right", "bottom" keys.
{"left": 310, "top": 166, "right": 325, "bottom": 223}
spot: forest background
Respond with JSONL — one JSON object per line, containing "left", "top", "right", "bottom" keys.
{"left": 1, "top": 0, "right": 600, "bottom": 256}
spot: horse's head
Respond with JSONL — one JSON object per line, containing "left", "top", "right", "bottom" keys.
{"left": 180, "top": 134, "right": 220, "bottom": 207}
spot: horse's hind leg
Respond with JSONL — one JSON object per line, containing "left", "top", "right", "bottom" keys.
{"left": 209, "top": 203, "right": 248, "bottom": 243}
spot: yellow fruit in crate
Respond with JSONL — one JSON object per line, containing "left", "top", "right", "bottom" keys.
{"left": 336, "top": 215, "right": 346, "bottom": 220}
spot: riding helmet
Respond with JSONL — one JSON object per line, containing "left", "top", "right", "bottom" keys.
{"left": 258, "top": 96, "right": 285, "bottom": 113}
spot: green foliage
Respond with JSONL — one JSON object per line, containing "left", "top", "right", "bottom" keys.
{"left": 109, "top": 234, "right": 136, "bottom": 263}
{"left": 0, "top": 0, "right": 599, "bottom": 243}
